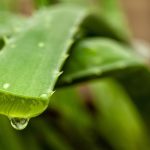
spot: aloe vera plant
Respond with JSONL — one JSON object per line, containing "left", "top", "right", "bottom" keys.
{"left": 0, "top": 0, "right": 150, "bottom": 150}
{"left": 0, "top": 5, "right": 89, "bottom": 119}
{"left": 57, "top": 37, "right": 143, "bottom": 85}
{"left": 0, "top": 1, "right": 133, "bottom": 119}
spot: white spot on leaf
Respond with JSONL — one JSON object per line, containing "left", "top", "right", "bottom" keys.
{"left": 3, "top": 83, "right": 10, "bottom": 89}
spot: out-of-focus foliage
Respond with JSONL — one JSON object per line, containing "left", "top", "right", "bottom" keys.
{"left": 0, "top": 0, "right": 150, "bottom": 150}
{"left": 0, "top": 0, "right": 20, "bottom": 12}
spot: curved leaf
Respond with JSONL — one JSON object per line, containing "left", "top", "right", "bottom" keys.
{"left": 57, "top": 38, "right": 143, "bottom": 86}
{"left": 0, "top": 5, "right": 88, "bottom": 118}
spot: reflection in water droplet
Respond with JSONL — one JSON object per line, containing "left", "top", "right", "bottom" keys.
{"left": 10, "top": 118, "right": 29, "bottom": 130}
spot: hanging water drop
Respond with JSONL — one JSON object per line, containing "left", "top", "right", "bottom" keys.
{"left": 10, "top": 118, "right": 29, "bottom": 130}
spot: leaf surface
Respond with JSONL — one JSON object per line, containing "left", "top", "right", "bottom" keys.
{"left": 0, "top": 5, "right": 87, "bottom": 118}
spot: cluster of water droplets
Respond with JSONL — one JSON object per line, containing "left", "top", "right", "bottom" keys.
{"left": 10, "top": 118, "right": 29, "bottom": 130}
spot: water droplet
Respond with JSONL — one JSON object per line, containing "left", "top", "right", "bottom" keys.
{"left": 38, "top": 42, "right": 45, "bottom": 48}
{"left": 10, "top": 118, "right": 29, "bottom": 130}
{"left": 3, "top": 83, "right": 10, "bottom": 89}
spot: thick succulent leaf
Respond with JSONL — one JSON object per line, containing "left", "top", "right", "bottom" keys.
{"left": 0, "top": 5, "right": 88, "bottom": 118}
{"left": 57, "top": 38, "right": 143, "bottom": 86}
{"left": 34, "top": 0, "right": 131, "bottom": 42}
{"left": 0, "top": 11, "right": 26, "bottom": 37}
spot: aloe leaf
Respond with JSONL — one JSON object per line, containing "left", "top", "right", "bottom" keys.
{"left": 35, "top": 0, "right": 131, "bottom": 42}
{"left": 0, "top": 5, "right": 88, "bottom": 118}
{"left": 0, "top": 11, "right": 26, "bottom": 37}
{"left": 57, "top": 38, "right": 143, "bottom": 86}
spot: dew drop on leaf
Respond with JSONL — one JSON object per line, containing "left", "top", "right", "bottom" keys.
{"left": 10, "top": 118, "right": 29, "bottom": 130}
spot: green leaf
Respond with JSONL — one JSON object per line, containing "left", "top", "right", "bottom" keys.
{"left": 0, "top": 5, "right": 88, "bottom": 118}
{"left": 57, "top": 38, "right": 143, "bottom": 86}
{"left": 55, "top": 0, "right": 131, "bottom": 42}
{"left": 0, "top": 11, "right": 26, "bottom": 37}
